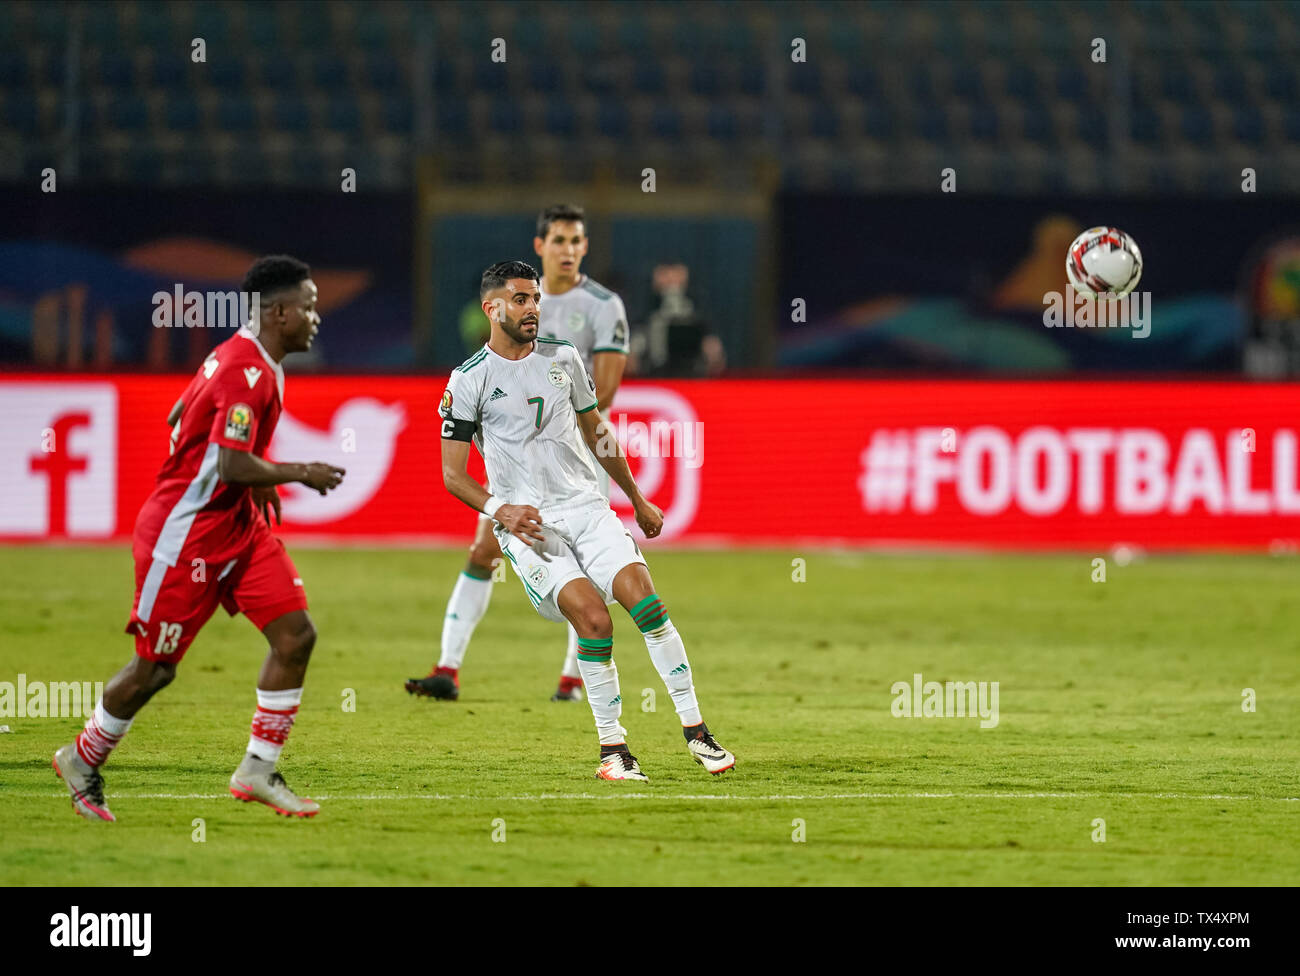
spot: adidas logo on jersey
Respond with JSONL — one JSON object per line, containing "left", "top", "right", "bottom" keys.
{"left": 489, "top": 387, "right": 508, "bottom": 401}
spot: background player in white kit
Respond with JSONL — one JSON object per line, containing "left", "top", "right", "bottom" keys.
{"left": 406, "top": 205, "right": 629, "bottom": 702}
{"left": 438, "top": 260, "right": 734, "bottom": 780}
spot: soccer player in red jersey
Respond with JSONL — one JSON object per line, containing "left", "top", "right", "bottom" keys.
{"left": 52, "top": 255, "right": 346, "bottom": 822}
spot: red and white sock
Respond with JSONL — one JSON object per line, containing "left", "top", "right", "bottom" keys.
{"left": 247, "top": 687, "right": 302, "bottom": 763}
{"left": 75, "top": 700, "right": 133, "bottom": 768}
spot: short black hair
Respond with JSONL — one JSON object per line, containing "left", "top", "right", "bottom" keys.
{"left": 480, "top": 260, "right": 539, "bottom": 299}
{"left": 242, "top": 254, "right": 311, "bottom": 301}
{"left": 536, "top": 204, "right": 586, "bottom": 240}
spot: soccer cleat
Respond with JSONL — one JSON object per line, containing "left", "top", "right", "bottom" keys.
{"left": 52, "top": 743, "right": 116, "bottom": 822}
{"left": 229, "top": 755, "right": 319, "bottom": 818}
{"left": 551, "top": 675, "right": 584, "bottom": 702}
{"left": 684, "top": 723, "right": 735, "bottom": 775}
{"left": 595, "top": 747, "right": 648, "bottom": 782}
{"left": 405, "top": 666, "right": 459, "bottom": 700}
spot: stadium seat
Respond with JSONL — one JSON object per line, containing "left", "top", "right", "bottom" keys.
{"left": 208, "top": 57, "right": 246, "bottom": 91}
{"left": 915, "top": 106, "right": 951, "bottom": 145}
{"left": 147, "top": 53, "right": 186, "bottom": 89}
{"left": 260, "top": 58, "right": 299, "bottom": 91}
{"left": 436, "top": 100, "right": 469, "bottom": 138}
{"left": 97, "top": 53, "right": 136, "bottom": 88}
{"left": 382, "top": 94, "right": 411, "bottom": 132}
{"left": 311, "top": 55, "right": 350, "bottom": 91}
{"left": 0, "top": 53, "right": 26, "bottom": 88}
{"left": 326, "top": 98, "right": 361, "bottom": 135}
{"left": 270, "top": 95, "right": 310, "bottom": 133}
{"left": 1055, "top": 65, "right": 1087, "bottom": 102}
{"left": 952, "top": 64, "right": 985, "bottom": 102}
{"left": 863, "top": 105, "right": 896, "bottom": 141}
{"left": 650, "top": 105, "right": 683, "bottom": 140}
{"left": 633, "top": 63, "right": 666, "bottom": 96}
{"left": 595, "top": 99, "right": 628, "bottom": 139}
{"left": 1213, "top": 66, "right": 1247, "bottom": 103}
{"left": 3, "top": 94, "right": 39, "bottom": 136}
{"left": 846, "top": 65, "right": 878, "bottom": 99}
{"left": 1284, "top": 106, "right": 1300, "bottom": 144}
{"left": 107, "top": 94, "right": 150, "bottom": 132}
{"left": 1264, "top": 61, "right": 1296, "bottom": 101}
{"left": 544, "top": 100, "right": 577, "bottom": 138}
{"left": 1004, "top": 63, "right": 1037, "bottom": 101}
{"left": 1161, "top": 64, "right": 1195, "bottom": 104}
{"left": 706, "top": 104, "right": 738, "bottom": 142}
{"left": 163, "top": 93, "right": 202, "bottom": 133}
{"left": 1130, "top": 102, "right": 1163, "bottom": 145}
{"left": 363, "top": 54, "right": 402, "bottom": 92}
{"left": 528, "top": 60, "right": 563, "bottom": 94}
{"left": 789, "top": 64, "right": 824, "bottom": 99}
{"left": 1076, "top": 105, "right": 1107, "bottom": 146}
{"left": 690, "top": 63, "right": 720, "bottom": 97}
{"left": 969, "top": 102, "right": 1000, "bottom": 142}
{"left": 1179, "top": 105, "right": 1213, "bottom": 145}
{"left": 215, "top": 94, "right": 256, "bottom": 132}
{"left": 1022, "top": 102, "right": 1054, "bottom": 146}
{"left": 1232, "top": 106, "right": 1264, "bottom": 146}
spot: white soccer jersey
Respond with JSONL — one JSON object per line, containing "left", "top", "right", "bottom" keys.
{"left": 539, "top": 275, "right": 629, "bottom": 372}
{"left": 441, "top": 337, "right": 605, "bottom": 513}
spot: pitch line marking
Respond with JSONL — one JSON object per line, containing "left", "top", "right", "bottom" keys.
{"left": 17, "top": 791, "right": 1300, "bottom": 802}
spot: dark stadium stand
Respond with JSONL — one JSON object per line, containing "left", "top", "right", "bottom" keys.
{"left": 2, "top": 0, "right": 1297, "bottom": 192}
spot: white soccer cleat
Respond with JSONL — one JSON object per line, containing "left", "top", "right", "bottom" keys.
{"left": 229, "top": 755, "right": 320, "bottom": 818}
{"left": 595, "top": 748, "right": 649, "bottom": 782}
{"left": 53, "top": 743, "right": 116, "bottom": 822}
{"left": 685, "top": 724, "right": 735, "bottom": 775}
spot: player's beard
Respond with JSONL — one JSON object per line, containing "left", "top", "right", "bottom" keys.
{"left": 499, "top": 312, "right": 539, "bottom": 346}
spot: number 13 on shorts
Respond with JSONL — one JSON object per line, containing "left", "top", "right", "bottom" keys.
{"left": 154, "top": 621, "right": 183, "bottom": 655}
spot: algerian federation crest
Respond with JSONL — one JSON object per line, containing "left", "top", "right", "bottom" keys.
{"left": 547, "top": 363, "right": 568, "bottom": 388}
{"left": 568, "top": 311, "right": 586, "bottom": 331}
{"left": 528, "top": 564, "right": 549, "bottom": 588}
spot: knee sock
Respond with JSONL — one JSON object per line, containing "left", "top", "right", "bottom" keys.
{"left": 575, "top": 637, "right": 625, "bottom": 745}
{"left": 630, "top": 594, "right": 702, "bottom": 727}
{"left": 560, "top": 623, "right": 582, "bottom": 681}
{"left": 247, "top": 686, "right": 302, "bottom": 763}
{"left": 75, "top": 700, "right": 133, "bottom": 768}
{"left": 438, "top": 572, "right": 494, "bottom": 670}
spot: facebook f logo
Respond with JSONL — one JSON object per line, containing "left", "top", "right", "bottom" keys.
{"left": 0, "top": 385, "right": 117, "bottom": 537}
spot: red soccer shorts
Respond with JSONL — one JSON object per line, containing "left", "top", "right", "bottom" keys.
{"left": 125, "top": 518, "right": 308, "bottom": 662}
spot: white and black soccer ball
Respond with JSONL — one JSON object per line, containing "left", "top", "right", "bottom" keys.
{"left": 1065, "top": 226, "right": 1144, "bottom": 299}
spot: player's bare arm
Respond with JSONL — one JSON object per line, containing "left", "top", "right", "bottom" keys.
{"left": 166, "top": 397, "right": 184, "bottom": 426}
{"left": 592, "top": 351, "right": 626, "bottom": 413}
{"left": 217, "top": 446, "right": 345, "bottom": 496}
{"left": 441, "top": 436, "right": 544, "bottom": 545}
{"left": 576, "top": 406, "right": 663, "bottom": 539}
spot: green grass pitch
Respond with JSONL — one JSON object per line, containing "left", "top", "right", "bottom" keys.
{"left": 1, "top": 545, "right": 1297, "bottom": 886}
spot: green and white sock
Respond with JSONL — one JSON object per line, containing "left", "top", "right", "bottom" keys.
{"left": 438, "top": 571, "right": 493, "bottom": 670}
{"left": 561, "top": 623, "right": 582, "bottom": 679}
{"left": 630, "top": 594, "right": 703, "bottom": 727}
{"left": 575, "top": 637, "right": 626, "bottom": 745}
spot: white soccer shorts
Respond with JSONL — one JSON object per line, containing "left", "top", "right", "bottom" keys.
{"left": 495, "top": 504, "right": 645, "bottom": 624}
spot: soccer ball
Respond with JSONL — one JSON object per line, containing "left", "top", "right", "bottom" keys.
{"left": 1065, "top": 226, "right": 1143, "bottom": 299}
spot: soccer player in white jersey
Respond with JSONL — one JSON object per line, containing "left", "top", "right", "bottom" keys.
{"left": 438, "top": 260, "right": 734, "bottom": 780}
{"left": 406, "top": 205, "right": 629, "bottom": 703}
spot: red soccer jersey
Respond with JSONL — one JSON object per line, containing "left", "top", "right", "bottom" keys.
{"left": 134, "top": 327, "right": 285, "bottom": 565}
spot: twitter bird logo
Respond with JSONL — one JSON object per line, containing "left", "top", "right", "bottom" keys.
{"left": 270, "top": 398, "right": 407, "bottom": 523}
